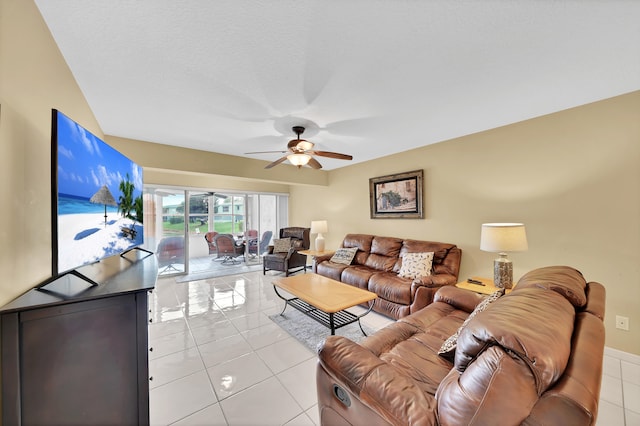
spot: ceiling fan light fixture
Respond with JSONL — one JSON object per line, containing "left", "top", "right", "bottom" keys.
{"left": 287, "top": 153, "right": 311, "bottom": 167}
{"left": 295, "top": 140, "right": 314, "bottom": 151}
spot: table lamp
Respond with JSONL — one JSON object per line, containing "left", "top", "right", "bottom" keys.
{"left": 310, "top": 220, "right": 328, "bottom": 252}
{"left": 480, "top": 223, "right": 528, "bottom": 289}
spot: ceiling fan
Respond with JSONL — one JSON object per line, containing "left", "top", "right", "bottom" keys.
{"left": 245, "top": 126, "right": 353, "bottom": 169}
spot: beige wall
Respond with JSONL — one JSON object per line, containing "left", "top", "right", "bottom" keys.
{"left": 290, "top": 91, "right": 640, "bottom": 355}
{"left": 2, "top": 0, "right": 639, "bottom": 355}
{"left": 0, "top": 0, "right": 104, "bottom": 303}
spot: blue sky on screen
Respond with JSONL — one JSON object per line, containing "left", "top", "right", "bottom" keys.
{"left": 56, "top": 111, "right": 143, "bottom": 200}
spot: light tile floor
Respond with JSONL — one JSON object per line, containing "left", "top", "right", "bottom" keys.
{"left": 148, "top": 271, "right": 640, "bottom": 426}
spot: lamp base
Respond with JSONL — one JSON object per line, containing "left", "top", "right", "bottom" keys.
{"left": 315, "top": 234, "right": 325, "bottom": 252}
{"left": 493, "top": 253, "right": 513, "bottom": 289}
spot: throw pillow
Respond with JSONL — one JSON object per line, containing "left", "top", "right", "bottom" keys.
{"left": 397, "top": 252, "right": 434, "bottom": 279}
{"left": 438, "top": 289, "right": 506, "bottom": 359}
{"left": 273, "top": 237, "right": 292, "bottom": 253}
{"left": 330, "top": 247, "right": 358, "bottom": 265}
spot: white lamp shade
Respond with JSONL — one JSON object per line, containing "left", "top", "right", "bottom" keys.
{"left": 480, "top": 223, "right": 528, "bottom": 253}
{"left": 287, "top": 153, "right": 311, "bottom": 166}
{"left": 310, "top": 220, "right": 328, "bottom": 234}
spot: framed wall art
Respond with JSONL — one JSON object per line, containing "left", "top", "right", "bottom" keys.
{"left": 369, "top": 169, "right": 423, "bottom": 219}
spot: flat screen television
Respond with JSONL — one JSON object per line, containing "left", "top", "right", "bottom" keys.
{"left": 42, "top": 109, "right": 148, "bottom": 287}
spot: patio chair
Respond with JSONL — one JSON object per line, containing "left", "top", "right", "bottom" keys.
{"left": 248, "top": 230, "right": 273, "bottom": 257}
{"left": 156, "top": 236, "right": 185, "bottom": 273}
{"left": 214, "top": 233, "right": 245, "bottom": 265}
{"left": 204, "top": 231, "right": 219, "bottom": 255}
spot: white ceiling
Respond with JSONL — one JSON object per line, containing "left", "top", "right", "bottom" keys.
{"left": 35, "top": 1, "right": 640, "bottom": 170}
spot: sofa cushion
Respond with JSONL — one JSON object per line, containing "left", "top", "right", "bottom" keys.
{"left": 315, "top": 261, "right": 348, "bottom": 281}
{"left": 273, "top": 237, "right": 291, "bottom": 253}
{"left": 360, "top": 301, "right": 467, "bottom": 395}
{"left": 515, "top": 265, "right": 587, "bottom": 308}
{"left": 368, "top": 272, "right": 413, "bottom": 305}
{"left": 455, "top": 288, "right": 575, "bottom": 394}
{"left": 342, "top": 234, "right": 373, "bottom": 254}
{"left": 341, "top": 266, "right": 377, "bottom": 290}
{"left": 370, "top": 236, "right": 403, "bottom": 257}
{"left": 438, "top": 289, "right": 504, "bottom": 359}
{"left": 330, "top": 247, "right": 358, "bottom": 265}
{"left": 398, "top": 240, "right": 456, "bottom": 270}
{"left": 364, "top": 253, "right": 398, "bottom": 272}
{"left": 398, "top": 252, "right": 434, "bottom": 279}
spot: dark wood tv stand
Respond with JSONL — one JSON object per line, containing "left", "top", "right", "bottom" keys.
{"left": 0, "top": 250, "right": 157, "bottom": 425}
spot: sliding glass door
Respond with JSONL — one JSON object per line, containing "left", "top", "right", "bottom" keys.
{"left": 144, "top": 186, "right": 287, "bottom": 277}
{"left": 144, "top": 190, "right": 187, "bottom": 276}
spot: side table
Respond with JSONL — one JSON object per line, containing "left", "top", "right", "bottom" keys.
{"left": 298, "top": 249, "right": 335, "bottom": 270}
{"left": 455, "top": 277, "right": 514, "bottom": 295}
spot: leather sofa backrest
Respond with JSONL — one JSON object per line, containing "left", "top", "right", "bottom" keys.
{"left": 340, "top": 234, "right": 461, "bottom": 278}
{"left": 341, "top": 234, "right": 374, "bottom": 266}
{"left": 436, "top": 266, "right": 594, "bottom": 426}
{"left": 280, "top": 227, "right": 310, "bottom": 250}
{"left": 515, "top": 265, "right": 587, "bottom": 308}
{"left": 364, "top": 236, "right": 403, "bottom": 272}
{"left": 398, "top": 239, "right": 459, "bottom": 275}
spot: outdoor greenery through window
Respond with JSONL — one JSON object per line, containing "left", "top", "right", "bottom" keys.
{"left": 144, "top": 187, "right": 288, "bottom": 276}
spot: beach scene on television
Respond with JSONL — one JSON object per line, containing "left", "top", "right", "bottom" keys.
{"left": 56, "top": 111, "right": 144, "bottom": 273}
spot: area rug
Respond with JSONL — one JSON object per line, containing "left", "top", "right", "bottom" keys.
{"left": 269, "top": 308, "right": 374, "bottom": 353}
{"left": 175, "top": 263, "right": 263, "bottom": 283}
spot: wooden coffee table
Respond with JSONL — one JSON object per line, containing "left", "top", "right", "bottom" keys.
{"left": 272, "top": 273, "right": 377, "bottom": 336}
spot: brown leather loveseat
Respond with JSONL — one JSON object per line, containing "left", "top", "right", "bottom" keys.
{"left": 317, "top": 266, "right": 606, "bottom": 425}
{"left": 313, "top": 234, "right": 461, "bottom": 319}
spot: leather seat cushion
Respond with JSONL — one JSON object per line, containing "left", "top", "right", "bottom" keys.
{"left": 368, "top": 272, "right": 412, "bottom": 305}
{"left": 341, "top": 266, "right": 376, "bottom": 290}
{"left": 361, "top": 301, "right": 467, "bottom": 395}
{"left": 316, "top": 261, "right": 348, "bottom": 281}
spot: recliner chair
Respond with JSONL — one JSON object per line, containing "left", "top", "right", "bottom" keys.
{"left": 263, "top": 227, "right": 310, "bottom": 276}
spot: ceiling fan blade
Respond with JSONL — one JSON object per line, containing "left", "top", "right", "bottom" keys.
{"left": 307, "top": 150, "right": 353, "bottom": 160}
{"left": 308, "top": 157, "right": 323, "bottom": 169}
{"left": 323, "top": 117, "right": 387, "bottom": 136}
{"left": 265, "top": 156, "right": 288, "bottom": 169}
{"left": 244, "top": 150, "right": 288, "bottom": 154}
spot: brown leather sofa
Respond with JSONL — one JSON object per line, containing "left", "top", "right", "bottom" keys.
{"left": 316, "top": 266, "right": 606, "bottom": 426}
{"left": 312, "top": 234, "right": 462, "bottom": 319}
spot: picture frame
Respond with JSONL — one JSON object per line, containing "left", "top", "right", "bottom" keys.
{"left": 369, "top": 169, "right": 423, "bottom": 219}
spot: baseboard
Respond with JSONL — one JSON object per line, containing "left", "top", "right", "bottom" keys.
{"left": 605, "top": 346, "right": 640, "bottom": 365}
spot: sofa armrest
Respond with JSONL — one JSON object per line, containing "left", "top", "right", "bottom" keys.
{"left": 318, "top": 336, "right": 438, "bottom": 425}
{"left": 412, "top": 273, "right": 457, "bottom": 288}
{"left": 410, "top": 281, "right": 481, "bottom": 314}
{"left": 315, "top": 253, "right": 333, "bottom": 263}
{"left": 311, "top": 254, "right": 334, "bottom": 273}
{"left": 433, "top": 285, "right": 484, "bottom": 313}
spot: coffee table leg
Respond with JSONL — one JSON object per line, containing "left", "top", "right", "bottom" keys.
{"left": 356, "top": 301, "right": 376, "bottom": 336}
{"left": 329, "top": 313, "right": 335, "bottom": 335}
{"left": 272, "top": 285, "right": 288, "bottom": 315}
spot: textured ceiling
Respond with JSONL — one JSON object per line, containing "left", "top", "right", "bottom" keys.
{"left": 35, "top": 1, "right": 640, "bottom": 170}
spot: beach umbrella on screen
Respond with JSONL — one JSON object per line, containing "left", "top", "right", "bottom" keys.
{"left": 90, "top": 185, "right": 118, "bottom": 226}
